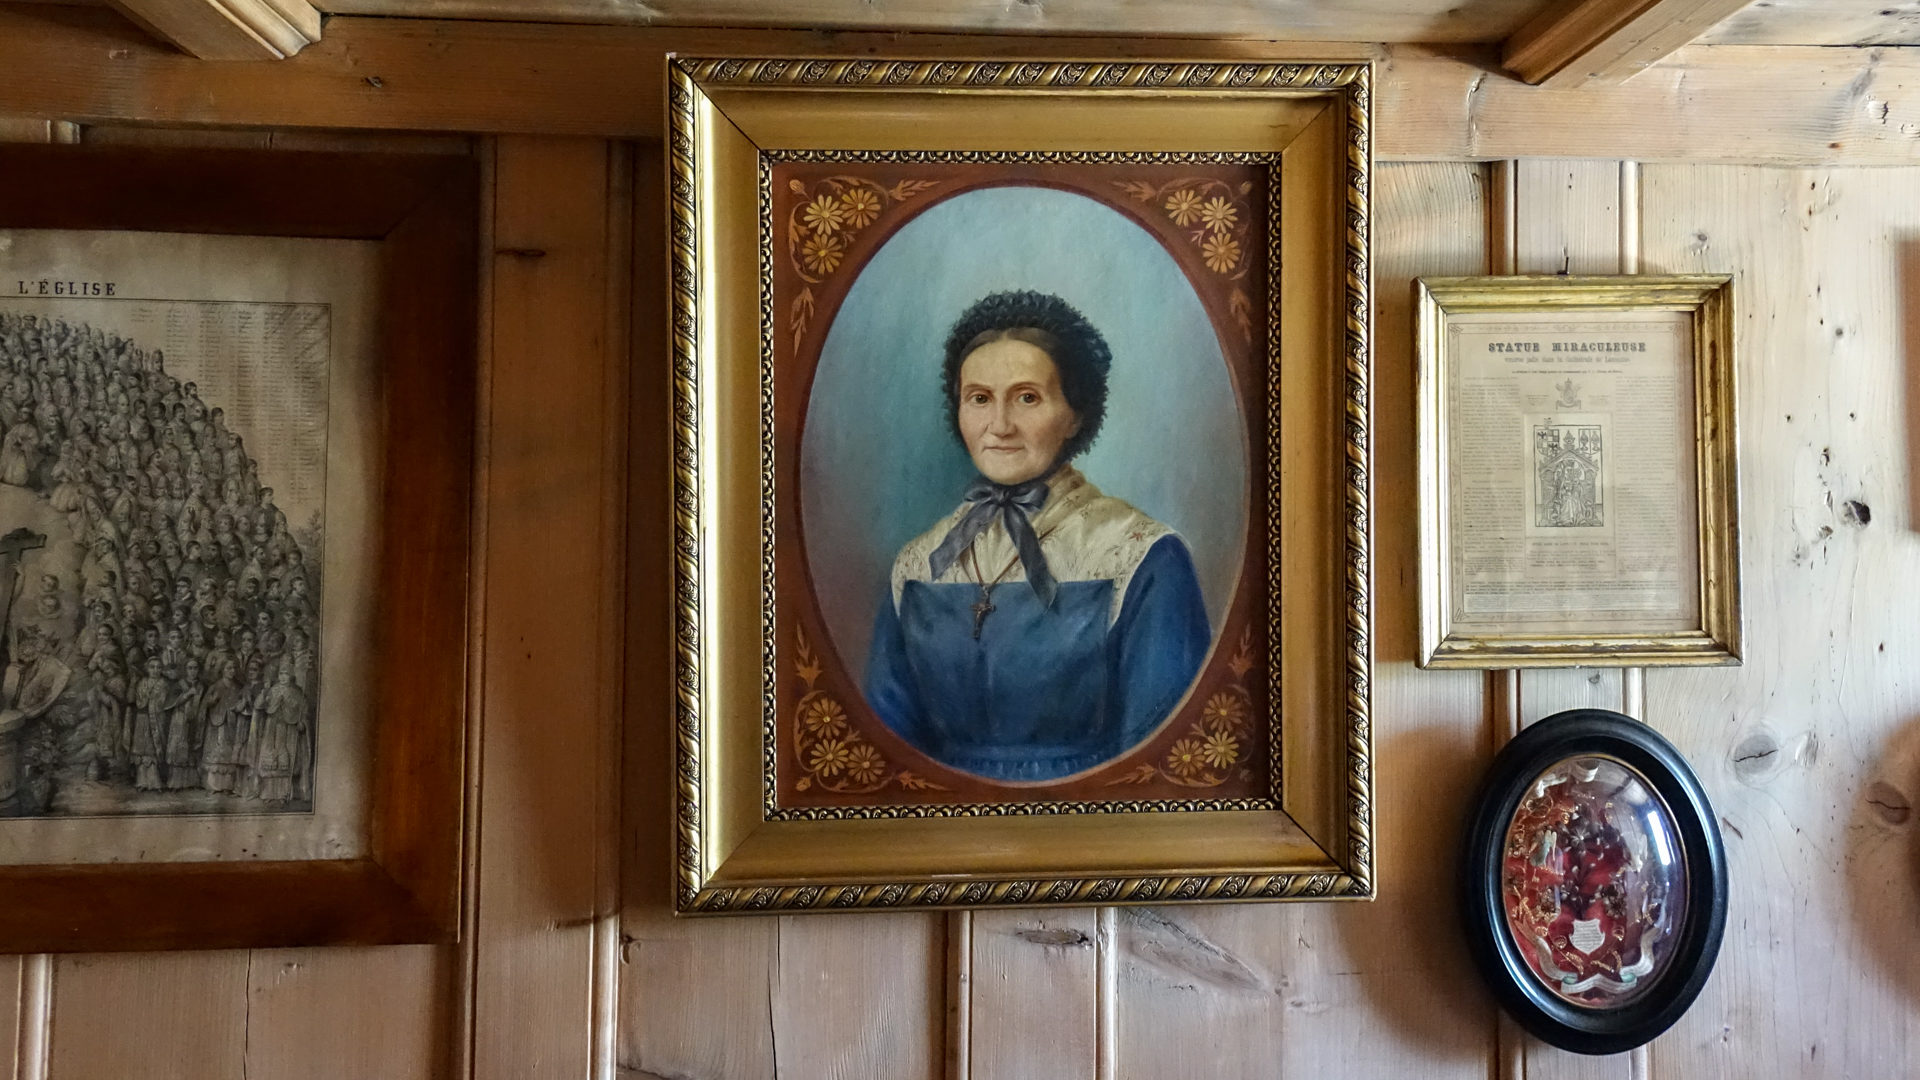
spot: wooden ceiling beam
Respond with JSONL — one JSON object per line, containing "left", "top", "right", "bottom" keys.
{"left": 1503, "top": 0, "right": 1756, "bottom": 87}
{"left": 11, "top": 6, "right": 1920, "bottom": 166}
{"left": 109, "top": 0, "right": 319, "bottom": 60}
{"left": 309, "top": 0, "right": 1546, "bottom": 42}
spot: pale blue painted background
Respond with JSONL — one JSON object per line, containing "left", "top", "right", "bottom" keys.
{"left": 799, "top": 185, "right": 1248, "bottom": 677}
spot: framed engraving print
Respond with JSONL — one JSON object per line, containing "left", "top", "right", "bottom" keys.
{"left": 1415, "top": 276, "right": 1741, "bottom": 668}
{"left": 1460, "top": 709, "right": 1728, "bottom": 1054}
{"left": 0, "top": 144, "right": 474, "bottom": 951}
{"left": 669, "top": 57, "right": 1377, "bottom": 912}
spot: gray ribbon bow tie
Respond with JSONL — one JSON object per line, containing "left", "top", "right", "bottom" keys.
{"left": 927, "top": 476, "right": 1056, "bottom": 606}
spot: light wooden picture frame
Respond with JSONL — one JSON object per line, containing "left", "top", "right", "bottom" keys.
{"left": 1415, "top": 275, "right": 1741, "bottom": 669}
{"left": 668, "top": 56, "right": 1377, "bottom": 913}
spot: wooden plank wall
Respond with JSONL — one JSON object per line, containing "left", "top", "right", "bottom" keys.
{"left": 6, "top": 118, "right": 1920, "bottom": 1080}
{"left": 619, "top": 152, "right": 1920, "bottom": 1079}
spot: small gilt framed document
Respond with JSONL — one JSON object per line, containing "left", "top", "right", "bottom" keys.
{"left": 1415, "top": 276, "right": 1740, "bottom": 668}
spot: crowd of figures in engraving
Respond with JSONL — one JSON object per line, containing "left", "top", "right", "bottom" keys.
{"left": 0, "top": 312, "right": 321, "bottom": 816}
{"left": 1533, "top": 423, "right": 1604, "bottom": 529}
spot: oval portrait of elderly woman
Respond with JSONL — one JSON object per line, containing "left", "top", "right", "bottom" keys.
{"left": 795, "top": 180, "right": 1253, "bottom": 790}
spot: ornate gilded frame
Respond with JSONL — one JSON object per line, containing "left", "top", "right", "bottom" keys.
{"left": 668, "top": 57, "right": 1376, "bottom": 912}
{"left": 1415, "top": 275, "right": 1742, "bottom": 668}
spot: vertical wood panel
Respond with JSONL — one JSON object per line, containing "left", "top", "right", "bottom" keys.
{"left": 1520, "top": 668, "right": 1624, "bottom": 725}
{"left": 14, "top": 957, "right": 42, "bottom": 1080}
{"left": 1510, "top": 156, "right": 1637, "bottom": 1080}
{"left": 592, "top": 140, "right": 633, "bottom": 1080}
{"left": 768, "top": 914, "right": 945, "bottom": 1078}
{"left": 1112, "top": 162, "right": 1494, "bottom": 1080}
{"left": 1638, "top": 163, "right": 1920, "bottom": 1080}
{"left": 1515, "top": 160, "right": 1624, "bottom": 277}
{"left": 453, "top": 133, "right": 497, "bottom": 1080}
{"left": 472, "top": 134, "right": 622, "bottom": 1080}
{"left": 945, "top": 912, "right": 971, "bottom": 1080}
{"left": 969, "top": 909, "right": 1099, "bottom": 1080}
{"left": 1618, "top": 158, "right": 1651, "bottom": 1080}
{"left": 46, "top": 928, "right": 447, "bottom": 1077}
{"left": 48, "top": 952, "right": 248, "bottom": 1079}
{"left": 620, "top": 912, "right": 777, "bottom": 1079}
{"left": 241, "top": 948, "right": 451, "bottom": 1080}
{"left": 615, "top": 909, "right": 950, "bottom": 1079}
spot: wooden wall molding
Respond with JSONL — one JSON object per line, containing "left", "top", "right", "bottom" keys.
{"left": 6, "top": 6, "right": 1920, "bottom": 165}
{"left": 467, "top": 134, "right": 628, "bottom": 1080}
{"left": 1501, "top": 0, "right": 1753, "bottom": 87}
{"left": 316, "top": 0, "right": 1549, "bottom": 42}
{"left": 1701, "top": 0, "right": 1920, "bottom": 46}
{"left": 109, "top": 0, "right": 320, "bottom": 60}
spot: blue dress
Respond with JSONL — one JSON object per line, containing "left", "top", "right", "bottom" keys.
{"left": 863, "top": 468, "right": 1210, "bottom": 782}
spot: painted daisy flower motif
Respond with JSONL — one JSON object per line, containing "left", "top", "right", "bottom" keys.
{"left": 839, "top": 187, "right": 883, "bottom": 228}
{"left": 1201, "top": 691, "right": 1248, "bottom": 734}
{"left": 808, "top": 738, "right": 853, "bottom": 777}
{"left": 844, "top": 743, "right": 887, "bottom": 786}
{"left": 1198, "top": 196, "right": 1239, "bottom": 234}
{"left": 800, "top": 696, "right": 846, "bottom": 736}
{"left": 1164, "top": 188, "right": 1205, "bottom": 226}
{"left": 802, "top": 194, "right": 849, "bottom": 234}
{"left": 1166, "top": 738, "right": 1208, "bottom": 778}
{"left": 802, "top": 233, "right": 846, "bottom": 275}
{"left": 1201, "top": 730, "right": 1239, "bottom": 770}
{"left": 1202, "top": 234, "right": 1242, "bottom": 273}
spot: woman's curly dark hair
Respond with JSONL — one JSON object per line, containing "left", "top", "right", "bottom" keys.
{"left": 942, "top": 291, "right": 1110, "bottom": 464}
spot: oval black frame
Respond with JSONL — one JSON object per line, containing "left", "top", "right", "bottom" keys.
{"left": 1459, "top": 708, "right": 1728, "bottom": 1055}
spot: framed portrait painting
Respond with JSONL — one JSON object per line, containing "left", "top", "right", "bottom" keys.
{"left": 0, "top": 143, "right": 473, "bottom": 951}
{"left": 670, "top": 57, "right": 1376, "bottom": 911}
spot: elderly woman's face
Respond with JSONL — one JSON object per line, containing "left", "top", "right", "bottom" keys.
{"left": 956, "top": 338, "right": 1081, "bottom": 486}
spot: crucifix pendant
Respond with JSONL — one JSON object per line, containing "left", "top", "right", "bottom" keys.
{"left": 970, "top": 586, "right": 995, "bottom": 640}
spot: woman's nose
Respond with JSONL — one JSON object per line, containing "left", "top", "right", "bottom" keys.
{"left": 987, "top": 404, "right": 1016, "bottom": 435}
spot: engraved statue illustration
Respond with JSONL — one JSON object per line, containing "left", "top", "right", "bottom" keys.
{"left": 862, "top": 291, "right": 1211, "bottom": 781}
{"left": 0, "top": 312, "right": 321, "bottom": 817}
{"left": 1534, "top": 423, "right": 1605, "bottom": 529}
